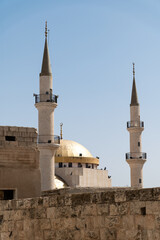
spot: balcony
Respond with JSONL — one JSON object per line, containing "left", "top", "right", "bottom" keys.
{"left": 127, "top": 121, "right": 144, "bottom": 128}
{"left": 38, "top": 135, "right": 60, "bottom": 144}
{"left": 126, "top": 152, "right": 147, "bottom": 160}
{"left": 34, "top": 93, "right": 58, "bottom": 104}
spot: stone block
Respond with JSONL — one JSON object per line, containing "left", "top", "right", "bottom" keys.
{"left": 97, "top": 204, "right": 109, "bottom": 216}
{"left": 75, "top": 217, "right": 86, "bottom": 229}
{"left": 10, "top": 127, "right": 19, "bottom": 132}
{"left": 81, "top": 204, "right": 97, "bottom": 216}
{"left": 100, "top": 228, "right": 117, "bottom": 240}
{"left": 47, "top": 207, "right": 56, "bottom": 219}
{"left": 44, "top": 230, "right": 56, "bottom": 240}
{"left": 146, "top": 201, "right": 159, "bottom": 214}
{"left": 122, "top": 215, "right": 134, "bottom": 230}
{"left": 71, "top": 193, "right": 91, "bottom": 207}
{"left": 115, "top": 191, "right": 126, "bottom": 202}
{"left": 83, "top": 229, "right": 100, "bottom": 240}
{"left": 15, "top": 220, "right": 24, "bottom": 231}
{"left": 0, "top": 232, "right": 11, "bottom": 240}
{"left": 63, "top": 217, "right": 76, "bottom": 229}
{"left": 50, "top": 218, "right": 64, "bottom": 229}
{"left": 105, "top": 216, "right": 121, "bottom": 228}
{"left": 39, "top": 219, "right": 51, "bottom": 230}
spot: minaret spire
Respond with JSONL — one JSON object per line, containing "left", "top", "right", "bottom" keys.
{"left": 130, "top": 63, "right": 139, "bottom": 106}
{"left": 40, "top": 21, "right": 52, "bottom": 76}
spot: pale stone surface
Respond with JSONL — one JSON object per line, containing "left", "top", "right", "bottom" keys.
{"left": 127, "top": 104, "right": 146, "bottom": 188}
{"left": 0, "top": 188, "right": 160, "bottom": 239}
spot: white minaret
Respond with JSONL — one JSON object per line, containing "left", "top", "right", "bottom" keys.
{"left": 126, "top": 63, "right": 147, "bottom": 188}
{"left": 34, "top": 22, "right": 59, "bottom": 191}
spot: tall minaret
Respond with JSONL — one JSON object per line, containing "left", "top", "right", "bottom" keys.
{"left": 126, "top": 63, "right": 147, "bottom": 188}
{"left": 34, "top": 22, "right": 59, "bottom": 191}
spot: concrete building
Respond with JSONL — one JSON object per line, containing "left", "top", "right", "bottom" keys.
{"left": 126, "top": 63, "right": 147, "bottom": 188}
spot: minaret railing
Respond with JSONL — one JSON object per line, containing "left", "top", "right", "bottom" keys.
{"left": 38, "top": 135, "right": 60, "bottom": 144}
{"left": 127, "top": 121, "right": 144, "bottom": 128}
{"left": 126, "top": 152, "right": 147, "bottom": 160}
{"left": 34, "top": 94, "right": 58, "bottom": 104}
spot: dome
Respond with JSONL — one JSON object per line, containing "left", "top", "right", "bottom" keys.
{"left": 54, "top": 175, "right": 68, "bottom": 189}
{"left": 55, "top": 139, "right": 93, "bottom": 158}
{"left": 55, "top": 139, "right": 99, "bottom": 165}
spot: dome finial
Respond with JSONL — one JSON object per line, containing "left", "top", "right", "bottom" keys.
{"left": 45, "top": 21, "right": 48, "bottom": 39}
{"left": 60, "top": 123, "right": 63, "bottom": 140}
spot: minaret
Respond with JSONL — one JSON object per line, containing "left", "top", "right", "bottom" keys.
{"left": 34, "top": 22, "right": 59, "bottom": 191}
{"left": 126, "top": 63, "right": 147, "bottom": 188}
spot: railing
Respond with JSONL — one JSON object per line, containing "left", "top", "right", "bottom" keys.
{"left": 127, "top": 121, "right": 144, "bottom": 128}
{"left": 38, "top": 135, "right": 60, "bottom": 144}
{"left": 34, "top": 93, "right": 58, "bottom": 104}
{"left": 126, "top": 152, "right": 147, "bottom": 160}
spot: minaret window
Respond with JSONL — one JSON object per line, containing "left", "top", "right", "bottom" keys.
{"left": 138, "top": 142, "right": 140, "bottom": 147}
{"left": 139, "top": 178, "right": 142, "bottom": 183}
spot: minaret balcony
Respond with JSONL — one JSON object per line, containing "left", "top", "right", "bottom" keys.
{"left": 126, "top": 152, "right": 147, "bottom": 160}
{"left": 127, "top": 121, "right": 144, "bottom": 128}
{"left": 34, "top": 93, "right": 58, "bottom": 104}
{"left": 38, "top": 135, "right": 60, "bottom": 144}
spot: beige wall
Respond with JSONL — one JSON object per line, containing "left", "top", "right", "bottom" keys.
{"left": 0, "top": 187, "right": 160, "bottom": 239}
{"left": 55, "top": 168, "right": 111, "bottom": 188}
{"left": 0, "top": 126, "right": 41, "bottom": 198}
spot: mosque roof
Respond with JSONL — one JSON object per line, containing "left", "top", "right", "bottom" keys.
{"left": 55, "top": 139, "right": 99, "bottom": 165}
{"left": 55, "top": 139, "right": 93, "bottom": 158}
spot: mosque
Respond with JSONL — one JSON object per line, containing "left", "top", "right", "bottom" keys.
{"left": 0, "top": 23, "right": 146, "bottom": 200}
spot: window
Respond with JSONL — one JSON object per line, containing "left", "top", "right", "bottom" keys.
{"left": 86, "top": 163, "right": 88, "bottom": 168}
{"left": 0, "top": 190, "right": 14, "bottom": 200}
{"left": 79, "top": 153, "right": 82, "bottom": 157}
{"left": 138, "top": 142, "right": 140, "bottom": 147}
{"left": 59, "top": 162, "right": 63, "bottom": 168}
{"left": 92, "top": 164, "right": 94, "bottom": 169}
{"left": 78, "top": 163, "right": 82, "bottom": 168}
{"left": 69, "top": 162, "right": 72, "bottom": 168}
{"left": 139, "top": 178, "right": 142, "bottom": 183}
{"left": 141, "top": 207, "right": 146, "bottom": 216}
{"left": 5, "top": 136, "right": 15, "bottom": 141}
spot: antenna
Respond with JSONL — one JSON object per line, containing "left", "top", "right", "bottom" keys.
{"left": 48, "top": 29, "right": 50, "bottom": 46}
{"left": 60, "top": 123, "right": 63, "bottom": 140}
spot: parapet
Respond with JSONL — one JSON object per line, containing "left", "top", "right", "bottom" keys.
{"left": 0, "top": 126, "right": 37, "bottom": 148}
{"left": 0, "top": 126, "right": 39, "bottom": 169}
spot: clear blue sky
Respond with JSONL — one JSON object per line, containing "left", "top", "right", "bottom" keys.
{"left": 1, "top": 0, "right": 160, "bottom": 187}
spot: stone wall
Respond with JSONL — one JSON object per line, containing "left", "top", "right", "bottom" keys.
{"left": 0, "top": 187, "right": 160, "bottom": 239}
{"left": 0, "top": 126, "right": 41, "bottom": 199}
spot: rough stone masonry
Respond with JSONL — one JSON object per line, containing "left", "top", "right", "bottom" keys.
{"left": 0, "top": 187, "right": 160, "bottom": 240}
